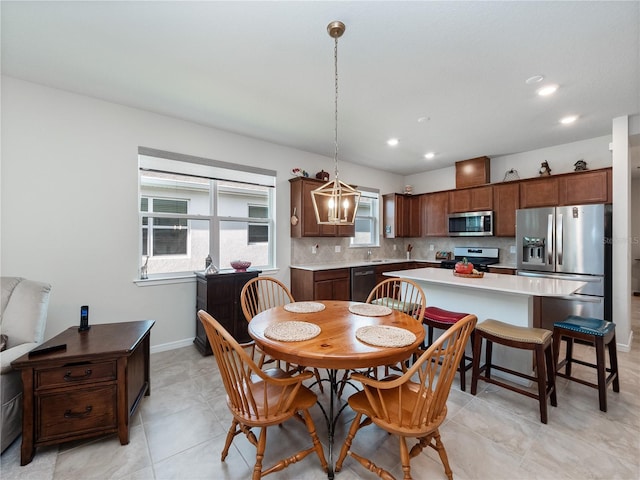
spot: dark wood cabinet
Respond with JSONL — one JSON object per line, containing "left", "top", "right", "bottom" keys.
{"left": 519, "top": 167, "right": 611, "bottom": 209}
{"left": 12, "top": 321, "right": 153, "bottom": 465}
{"left": 421, "top": 191, "right": 449, "bottom": 236}
{"left": 194, "top": 271, "right": 259, "bottom": 355}
{"left": 290, "top": 177, "right": 355, "bottom": 238}
{"left": 493, "top": 182, "right": 519, "bottom": 236}
{"left": 290, "top": 267, "right": 350, "bottom": 301}
{"left": 448, "top": 186, "right": 493, "bottom": 213}
{"left": 383, "top": 194, "right": 421, "bottom": 238}
{"left": 519, "top": 176, "right": 559, "bottom": 208}
{"left": 558, "top": 169, "right": 609, "bottom": 205}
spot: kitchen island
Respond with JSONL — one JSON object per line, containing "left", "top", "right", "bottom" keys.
{"left": 385, "top": 267, "right": 587, "bottom": 384}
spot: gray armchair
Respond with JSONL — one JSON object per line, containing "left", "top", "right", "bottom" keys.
{"left": 1, "top": 277, "right": 51, "bottom": 452}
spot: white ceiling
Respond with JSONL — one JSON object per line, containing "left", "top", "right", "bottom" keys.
{"left": 2, "top": 1, "right": 639, "bottom": 176}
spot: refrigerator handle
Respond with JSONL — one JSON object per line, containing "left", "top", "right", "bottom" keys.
{"left": 547, "top": 214, "right": 554, "bottom": 265}
{"left": 557, "top": 213, "right": 563, "bottom": 266}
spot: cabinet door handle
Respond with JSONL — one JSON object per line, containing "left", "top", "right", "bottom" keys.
{"left": 63, "top": 369, "right": 92, "bottom": 381}
{"left": 64, "top": 406, "right": 93, "bottom": 418}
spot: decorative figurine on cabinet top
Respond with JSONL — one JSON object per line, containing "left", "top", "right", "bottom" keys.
{"left": 539, "top": 161, "right": 552, "bottom": 176}
{"left": 315, "top": 170, "right": 330, "bottom": 181}
{"left": 574, "top": 159, "right": 588, "bottom": 171}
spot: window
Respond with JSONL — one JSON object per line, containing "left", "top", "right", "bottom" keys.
{"left": 141, "top": 197, "right": 189, "bottom": 256}
{"left": 248, "top": 205, "right": 269, "bottom": 244}
{"left": 139, "top": 148, "right": 276, "bottom": 278}
{"left": 350, "top": 190, "right": 380, "bottom": 247}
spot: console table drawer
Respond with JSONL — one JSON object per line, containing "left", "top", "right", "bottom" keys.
{"left": 38, "top": 385, "right": 117, "bottom": 440}
{"left": 36, "top": 361, "right": 117, "bottom": 389}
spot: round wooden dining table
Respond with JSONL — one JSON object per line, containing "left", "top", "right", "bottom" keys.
{"left": 248, "top": 299, "right": 425, "bottom": 479}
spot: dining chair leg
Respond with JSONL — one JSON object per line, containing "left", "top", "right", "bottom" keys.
{"left": 301, "top": 408, "right": 328, "bottom": 472}
{"left": 399, "top": 436, "right": 411, "bottom": 480}
{"left": 432, "top": 430, "right": 453, "bottom": 480}
{"left": 221, "top": 419, "right": 239, "bottom": 461}
{"left": 335, "top": 411, "right": 362, "bottom": 471}
{"left": 253, "top": 428, "right": 267, "bottom": 480}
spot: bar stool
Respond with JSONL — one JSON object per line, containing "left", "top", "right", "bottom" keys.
{"left": 471, "top": 319, "right": 557, "bottom": 424}
{"left": 553, "top": 315, "right": 619, "bottom": 412}
{"left": 423, "top": 306, "right": 474, "bottom": 391}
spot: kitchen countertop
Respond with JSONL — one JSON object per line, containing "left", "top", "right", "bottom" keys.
{"left": 290, "top": 258, "right": 439, "bottom": 271}
{"left": 385, "top": 267, "right": 585, "bottom": 297}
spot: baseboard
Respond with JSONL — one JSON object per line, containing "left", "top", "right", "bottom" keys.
{"left": 150, "top": 338, "right": 194, "bottom": 354}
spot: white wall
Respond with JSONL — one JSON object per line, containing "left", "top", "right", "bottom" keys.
{"left": 0, "top": 76, "right": 403, "bottom": 349}
{"left": 632, "top": 177, "right": 640, "bottom": 293}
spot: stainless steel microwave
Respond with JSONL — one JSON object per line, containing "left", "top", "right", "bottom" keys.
{"left": 448, "top": 211, "right": 494, "bottom": 236}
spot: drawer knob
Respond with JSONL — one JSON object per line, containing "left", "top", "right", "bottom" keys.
{"left": 63, "top": 369, "right": 92, "bottom": 381}
{"left": 64, "top": 406, "right": 93, "bottom": 418}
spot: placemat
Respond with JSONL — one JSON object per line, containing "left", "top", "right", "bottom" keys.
{"left": 349, "top": 303, "right": 392, "bottom": 317}
{"left": 283, "top": 302, "right": 326, "bottom": 313}
{"left": 264, "top": 321, "right": 321, "bottom": 342}
{"left": 355, "top": 325, "right": 417, "bottom": 348}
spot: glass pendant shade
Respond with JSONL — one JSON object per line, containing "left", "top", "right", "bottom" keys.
{"left": 311, "top": 178, "right": 360, "bottom": 225}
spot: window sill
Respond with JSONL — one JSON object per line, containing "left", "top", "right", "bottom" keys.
{"left": 134, "top": 273, "right": 196, "bottom": 287}
{"left": 134, "top": 267, "right": 280, "bottom": 286}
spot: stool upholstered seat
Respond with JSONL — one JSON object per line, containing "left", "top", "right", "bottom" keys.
{"left": 471, "top": 319, "right": 557, "bottom": 424}
{"left": 553, "top": 315, "right": 619, "bottom": 412}
{"left": 422, "top": 306, "right": 474, "bottom": 391}
{"left": 554, "top": 315, "right": 615, "bottom": 337}
{"left": 476, "top": 319, "right": 552, "bottom": 345}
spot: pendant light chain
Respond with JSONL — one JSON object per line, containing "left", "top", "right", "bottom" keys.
{"left": 333, "top": 35, "right": 339, "bottom": 181}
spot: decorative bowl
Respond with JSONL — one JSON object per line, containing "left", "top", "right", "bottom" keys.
{"left": 230, "top": 260, "right": 251, "bottom": 272}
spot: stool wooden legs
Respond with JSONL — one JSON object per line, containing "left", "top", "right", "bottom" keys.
{"left": 471, "top": 332, "right": 557, "bottom": 424}
{"left": 553, "top": 329, "right": 619, "bottom": 412}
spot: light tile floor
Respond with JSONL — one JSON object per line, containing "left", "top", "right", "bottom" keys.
{"left": 2, "top": 297, "right": 639, "bottom": 479}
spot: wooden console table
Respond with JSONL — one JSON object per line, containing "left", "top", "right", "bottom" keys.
{"left": 11, "top": 320, "right": 154, "bottom": 465}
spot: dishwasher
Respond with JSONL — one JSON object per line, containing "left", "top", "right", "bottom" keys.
{"left": 350, "top": 266, "right": 377, "bottom": 302}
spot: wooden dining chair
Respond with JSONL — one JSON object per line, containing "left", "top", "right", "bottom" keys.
{"left": 338, "top": 278, "right": 427, "bottom": 396}
{"left": 198, "top": 310, "right": 328, "bottom": 479}
{"left": 240, "top": 276, "right": 323, "bottom": 390}
{"left": 367, "top": 278, "right": 426, "bottom": 375}
{"left": 335, "top": 313, "right": 477, "bottom": 480}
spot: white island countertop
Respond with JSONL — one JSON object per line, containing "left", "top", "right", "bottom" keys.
{"left": 385, "top": 267, "right": 586, "bottom": 297}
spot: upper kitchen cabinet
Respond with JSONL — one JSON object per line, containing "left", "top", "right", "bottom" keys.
{"left": 519, "top": 176, "right": 559, "bottom": 208}
{"left": 383, "top": 193, "right": 421, "bottom": 238}
{"left": 558, "top": 168, "right": 611, "bottom": 205}
{"left": 455, "top": 156, "right": 491, "bottom": 189}
{"left": 493, "top": 182, "right": 519, "bottom": 236}
{"left": 289, "top": 177, "right": 355, "bottom": 238}
{"left": 421, "top": 191, "right": 449, "bottom": 236}
{"left": 448, "top": 186, "right": 493, "bottom": 213}
{"left": 519, "top": 167, "right": 611, "bottom": 209}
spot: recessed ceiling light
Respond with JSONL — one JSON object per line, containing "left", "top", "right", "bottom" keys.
{"left": 537, "top": 84, "right": 559, "bottom": 96}
{"left": 560, "top": 115, "right": 578, "bottom": 125}
{"left": 387, "top": 138, "right": 399, "bottom": 147}
{"left": 417, "top": 116, "right": 430, "bottom": 123}
{"left": 525, "top": 75, "right": 545, "bottom": 84}
{"left": 424, "top": 152, "right": 435, "bottom": 160}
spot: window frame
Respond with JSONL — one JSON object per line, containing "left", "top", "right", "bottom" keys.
{"left": 350, "top": 189, "right": 380, "bottom": 248}
{"left": 138, "top": 148, "right": 276, "bottom": 279}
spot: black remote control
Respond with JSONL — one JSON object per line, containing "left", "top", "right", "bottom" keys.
{"left": 28, "top": 343, "right": 67, "bottom": 357}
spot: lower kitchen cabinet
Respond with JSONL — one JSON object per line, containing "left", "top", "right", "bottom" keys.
{"left": 194, "top": 270, "right": 259, "bottom": 355}
{"left": 290, "top": 267, "right": 350, "bottom": 301}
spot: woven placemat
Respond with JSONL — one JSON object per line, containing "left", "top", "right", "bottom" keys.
{"left": 264, "top": 321, "right": 321, "bottom": 342}
{"left": 355, "top": 325, "right": 416, "bottom": 348}
{"left": 349, "top": 303, "right": 392, "bottom": 317}
{"left": 283, "top": 302, "right": 326, "bottom": 313}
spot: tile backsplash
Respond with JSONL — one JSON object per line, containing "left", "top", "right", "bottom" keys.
{"left": 291, "top": 236, "right": 517, "bottom": 266}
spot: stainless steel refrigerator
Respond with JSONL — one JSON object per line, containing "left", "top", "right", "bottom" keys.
{"left": 516, "top": 204, "right": 612, "bottom": 329}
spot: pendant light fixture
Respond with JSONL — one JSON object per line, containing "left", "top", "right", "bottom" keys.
{"left": 311, "top": 21, "right": 361, "bottom": 225}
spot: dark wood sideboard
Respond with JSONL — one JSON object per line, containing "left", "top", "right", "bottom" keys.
{"left": 194, "top": 270, "right": 259, "bottom": 355}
